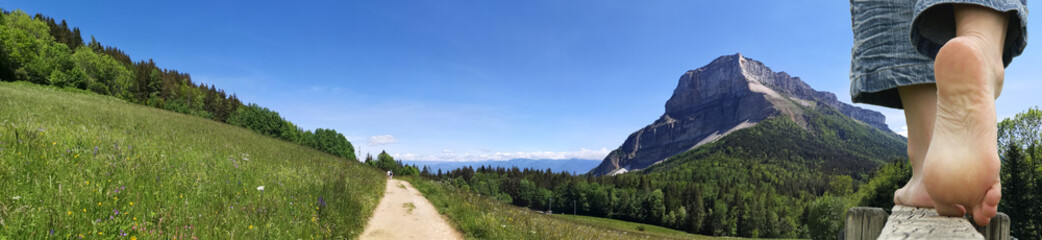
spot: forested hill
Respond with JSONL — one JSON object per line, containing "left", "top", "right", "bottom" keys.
{"left": 0, "top": 9, "right": 356, "bottom": 160}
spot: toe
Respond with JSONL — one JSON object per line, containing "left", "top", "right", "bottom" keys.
{"left": 972, "top": 182, "right": 1002, "bottom": 226}
{"left": 973, "top": 207, "right": 993, "bottom": 226}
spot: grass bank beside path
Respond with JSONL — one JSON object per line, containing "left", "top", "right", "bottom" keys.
{"left": 405, "top": 176, "right": 745, "bottom": 240}
{"left": 0, "top": 81, "right": 385, "bottom": 239}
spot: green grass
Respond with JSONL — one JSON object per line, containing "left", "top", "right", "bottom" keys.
{"left": 0, "top": 81, "right": 385, "bottom": 239}
{"left": 550, "top": 214, "right": 709, "bottom": 239}
{"left": 406, "top": 176, "right": 748, "bottom": 240}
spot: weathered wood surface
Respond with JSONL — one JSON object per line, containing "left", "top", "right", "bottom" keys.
{"left": 846, "top": 207, "right": 888, "bottom": 240}
{"left": 878, "top": 205, "right": 983, "bottom": 240}
{"left": 845, "top": 205, "right": 1011, "bottom": 240}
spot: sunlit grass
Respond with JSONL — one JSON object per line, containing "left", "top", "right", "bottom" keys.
{"left": 406, "top": 176, "right": 745, "bottom": 240}
{"left": 0, "top": 81, "right": 385, "bottom": 239}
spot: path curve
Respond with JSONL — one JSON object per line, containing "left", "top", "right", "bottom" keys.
{"left": 361, "top": 179, "right": 463, "bottom": 240}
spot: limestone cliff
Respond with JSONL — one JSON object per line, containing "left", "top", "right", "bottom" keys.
{"left": 589, "top": 53, "right": 891, "bottom": 176}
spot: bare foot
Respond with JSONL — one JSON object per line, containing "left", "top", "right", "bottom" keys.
{"left": 922, "top": 35, "right": 1003, "bottom": 226}
{"left": 894, "top": 176, "right": 935, "bottom": 208}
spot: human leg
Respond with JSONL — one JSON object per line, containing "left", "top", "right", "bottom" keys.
{"left": 893, "top": 84, "right": 938, "bottom": 208}
{"left": 922, "top": 3, "right": 1006, "bottom": 226}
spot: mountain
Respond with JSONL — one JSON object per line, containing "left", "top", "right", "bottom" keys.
{"left": 590, "top": 53, "right": 900, "bottom": 176}
{"left": 403, "top": 158, "right": 601, "bottom": 175}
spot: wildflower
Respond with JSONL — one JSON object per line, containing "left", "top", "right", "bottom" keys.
{"left": 83, "top": 208, "right": 86, "bottom": 212}
{"left": 131, "top": 237, "right": 137, "bottom": 240}
{"left": 93, "top": 146, "right": 98, "bottom": 155}
{"left": 53, "top": 142, "right": 56, "bottom": 145}
{"left": 257, "top": 186, "right": 264, "bottom": 191}
{"left": 74, "top": 154, "right": 79, "bottom": 158}
{"left": 130, "top": 202, "right": 134, "bottom": 206}
{"left": 68, "top": 211, "right": 71, "bottom": 215}
{"left": 249, "top": 225, "right": 253, "bottom": 230}
{"left": 11, "top": 196, "right": 20, "bottom": 200}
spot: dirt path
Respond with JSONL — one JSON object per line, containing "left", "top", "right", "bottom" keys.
{"left": 361, "top": 179, "right": 463, "bottom": 240}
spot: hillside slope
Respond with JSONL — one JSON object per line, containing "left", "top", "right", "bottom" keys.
{"left": 643, "top": 105, "right": 907, "bottom": 178}
{"left": 0, "top": 82, "right": 384, "bottom": 238}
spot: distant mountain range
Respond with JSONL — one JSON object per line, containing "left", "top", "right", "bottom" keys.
{"left": 402, "top": 158, "right": 601, "bottom": 175}
{"left": 591, "top": 53, "right": 904, "bottom": 176}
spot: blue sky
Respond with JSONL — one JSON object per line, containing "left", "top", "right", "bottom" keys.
{"left": 4, "top": 1, "right": 1040, "bottom": 161}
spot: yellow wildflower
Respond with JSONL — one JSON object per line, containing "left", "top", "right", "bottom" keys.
{"left": 131, "top": 237, "right": 137, "bottom": 240}
{"left": 52, "top": 142, "right": 56, "bottom": 145}
{"left": 97, "top": 202, "right": 101, "bottom": 206}
{"left": 249, "top": 225, "right": 253, "bottom": 230}
{"left": 82, "top": 208, "right": 86, "bottom": 212}
{"left": 130, "top": 202, "right": 134, "bottom": 206}
{"left": 67, "top": 211, "right": 71, "bottom": 215}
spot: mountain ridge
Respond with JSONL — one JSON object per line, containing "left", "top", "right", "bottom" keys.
{"left": 590, "top": 53, "right": 895, "bottom": 176}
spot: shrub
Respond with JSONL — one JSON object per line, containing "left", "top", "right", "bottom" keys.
{"left": 806, "top": 195, "right": 850, "bottom": 240}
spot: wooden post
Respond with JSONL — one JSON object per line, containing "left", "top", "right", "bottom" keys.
{"left": 845, "top": 207, "right": 887, "bottom": 240}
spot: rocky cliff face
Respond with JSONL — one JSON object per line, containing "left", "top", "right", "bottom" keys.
{"left": 590, "top": 53, "right": 891, "bottom": 176}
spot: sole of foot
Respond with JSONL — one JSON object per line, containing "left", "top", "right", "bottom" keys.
{"left": 922, "top": 35, "right": 1003, "bottom": 226}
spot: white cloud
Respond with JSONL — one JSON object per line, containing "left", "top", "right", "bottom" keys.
{"left": 393, "top": 147, "right": 612, "bottom": 162}
{"left": 896, "top": 125, "right": 908, "bottom": 137}
{"left": 367, "top": 135, "right": 399, "bottom": 146}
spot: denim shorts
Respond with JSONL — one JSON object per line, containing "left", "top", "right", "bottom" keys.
{"left": 850, "top": 0, "right": 1028, "bottom": 109}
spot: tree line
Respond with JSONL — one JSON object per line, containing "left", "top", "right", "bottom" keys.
{"left": 0, "top": 9, "right": 355, "bottom": 160}
{"left": 997, "top": 107, "right": 1042, "bottom": 239}
{"left": 363, "top": 150, "right": 420, "bottom": 176}
{"left": 420, "top": 162, "right": 813, "bottom": 238}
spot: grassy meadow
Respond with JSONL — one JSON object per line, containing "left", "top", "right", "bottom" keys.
{"left": 405, "top": 176, "right": 747, "bottom": 240}
{"left": 0, "top": 81, "right": 385, "bottom": 239}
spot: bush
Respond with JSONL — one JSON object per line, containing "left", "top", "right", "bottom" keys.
{"left": 853, "top": 159, "right": 910, "bottom": 209}
{"left": 806, "top": 195, "right": 850, "bottom": 240}
{"left": 87, "top": 81, "right": 109, "bottom": 94}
